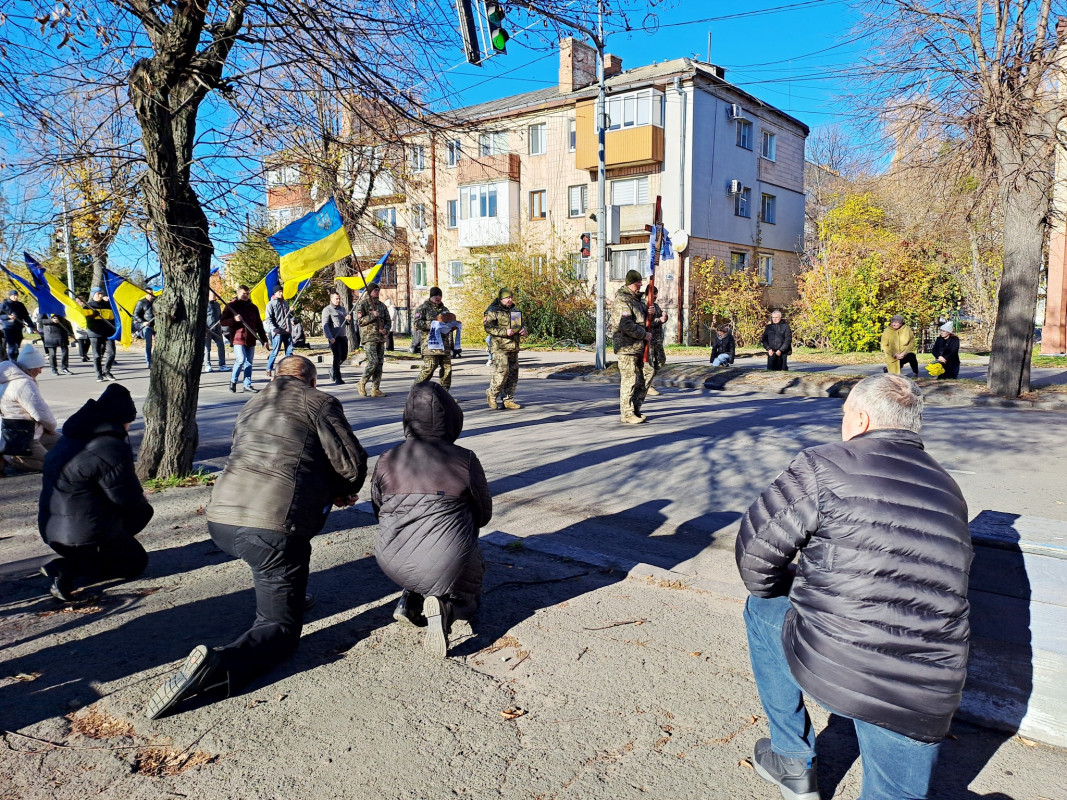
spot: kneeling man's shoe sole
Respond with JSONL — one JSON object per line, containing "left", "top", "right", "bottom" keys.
{"left": 752, "top": 738, "right": 819, "bottom": 800}
{"left": 423, "top": 597, "right": 448, "bottom": 658}
{"left": 145, "top": 645, "right": 227, "bottom": 720}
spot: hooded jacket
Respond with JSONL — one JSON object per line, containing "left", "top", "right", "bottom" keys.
{"left": 39, "top": 399, "right": 153, "bottom": 547}
{"left": 735, "top": 428, "right": 973, "bottom": 742}
{"left": 372, "top": 382, "right": 492, "bottom": 598}
{"left": 711, "top": 331, "right": 736, "bottom": 364}
{"left": 0, "top": 361, "right": 57, "bottom": 439}
{"left": 207, "top": 375, "right": 368, "bottom": 536}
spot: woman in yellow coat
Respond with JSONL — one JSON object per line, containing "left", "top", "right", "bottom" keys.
{"left": 880, "top": 315, "right": 919, "bottom": 376}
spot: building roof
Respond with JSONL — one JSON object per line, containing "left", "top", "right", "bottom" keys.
{"left": 441, "top": 57, "right": 809, "bottom": 135}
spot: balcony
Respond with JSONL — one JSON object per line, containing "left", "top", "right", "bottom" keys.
{"left": 574, "top": 100, "right": 665, "bottom": 171}
{"left": 351, "top": 224, "right": 408, "bottom": 259}
{"left": 457, "top": 153, "right": 521, "bottom": 186}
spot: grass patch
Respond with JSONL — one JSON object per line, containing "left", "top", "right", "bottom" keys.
{"left": 1032, "top": 353, "right": 1067, "bottom": 368}
{"left": 143, "top": 467, "right": 216, "bottom": 493}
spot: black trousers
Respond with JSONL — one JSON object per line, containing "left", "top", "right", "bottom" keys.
{"left": 208, "top": 522, "right": 311, "bottom": 687}
{"left": 45, "top": 344, "right": 69, "bottom": 371}
{"left": 767, "top": 353, "right": 789, "bottom": 371}
{"left": 77, "top": 337, "right": 91, "bottom": 360}
{"left": 897, "top": 353, "right": 919, "bottom": 374}
{"left": 91, "top": 338, "right": 116, "bottom": 375}
{"left": 3, "top": 327, "right": 23, "bottom": 361}
{"left": 329, "top": 337, "right": 349, "bottom": 382}
{"left": 47, "top": 536, "right": 149, "bottom": 587}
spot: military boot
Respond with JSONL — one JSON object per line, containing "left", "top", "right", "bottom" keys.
{"left": 502, "top": 399, "right": 522, "bottom": 410}
{"left": 357, "top": 380, "right": 368, "bottom": 397}
{"left": 371, "top": 386, "right": 388, "bottom": 398}
{"left": 621, "top": 412, "right": 646, "bottom": 424}
{"left": 645, "top": 384, "right": 661, "bottom": 396}
{"left": 487, "top": 391, "right": 499, "bottom": 410}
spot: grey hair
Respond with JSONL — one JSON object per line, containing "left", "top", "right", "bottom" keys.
{"left": 845, "top": 374, "right": 923, "bottom": 433}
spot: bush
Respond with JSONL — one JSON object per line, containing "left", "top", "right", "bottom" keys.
{"left": 692, "top": 258, "right": 767, "bottom": 346}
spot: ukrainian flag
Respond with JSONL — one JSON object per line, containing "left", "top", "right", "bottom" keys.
{"left": 336, "top": 250, "right": 389, "bottom": 292}
{"left": 104, "top": 268, "right": 149, "bottom": 347}
{"left": 7, "top": 258, "right": 89, "bottom": 329}
{"left": 250, "top": 266, "right": 280, "bottom": 319}
{"left": 269, "top": 198, "right": 353, "bottom": 283}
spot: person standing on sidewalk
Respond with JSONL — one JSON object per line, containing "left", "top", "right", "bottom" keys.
{"left": 321, "top": 291, "right": 352, "bottom": 385}
{"left": 760, "top": 309, "right": 792, "bottom": 371}
{"left": 221, "top": 285, "right": 268, "bottom": 394}
{"left": 610, "top": 270, "right": 651, "bottom": 424}
{"left": 146, "top": 355, "right": 367, "bottom": 719}
{"left": 204, "top": 291, "right": 227, "bottom": 373}
{"left": 413, "top": 287, "right": 455, "bottom": 392}
{"left": 643, "top": 285, "right": 668, "bottom": 397}
{"left": 355, "top": 282, "right": 391, "bottom": 398}
{"left": 734, "top": 374, "right": 972, "bottom": 800}
{"left": 881, "top": 314, "right": 919, "bottom": 376}
{"left": 85, "top": 287, "right": 118, "bottom": 382}
{"left": 40, "top": 312, "right": 74, "bottom": 375}
{"left": 372, "top": 382, "right": 492, "bottom": 657}
{"left": 264, "top": 285, "right": 294, "bottom": 378}
{"left": 483, "top": 288, "right": 526, "bottom": 410}
{"left": 0, "top": 289, "right": 36, "bottom": 362}
{"left": 132, "top": 289, "right": 156, "bottom": 367}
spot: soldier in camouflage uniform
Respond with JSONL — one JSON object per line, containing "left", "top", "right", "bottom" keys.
{"left": 355, "top": 283, "right": 391, "bottom": 397}
{"left": 643, "top": 285, "right": 668, "bottom": 396}
{"left": 484, "top": 288, "right": 526, "bottom": 410}
{"left": 611, "top": 270, "right": 651, "bottom": 424}
{"left": 413, "top": 286, "right": 455, "bottom": 391}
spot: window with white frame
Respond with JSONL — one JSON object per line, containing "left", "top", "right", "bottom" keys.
{"left": 459, "top": 184, "right": 498, "bottom": 220}
{"left": 374, "top": 207, "right": 397, "bottom": 227}
{"left": 609, "top": 249, "right": 645, "bottom": 280}
{"left": 606, "top": 88, "right": 665, "bottom": 131}
{"left": 449, "top": 260, "right": 464, "bottom": 285}
{"left": 734, "top": 187, "right": 751, "bottom": 218}
{"left": 730, "top": 252, "right": 748, "bottom": 272}
{"left": 568, "top": 184, "right": 587, "bottom": 218}
{"left": 758, "top": 253, "right": 774, "bottom": 284}
{"left": 446, "top": 139, "right": 462, "bottom": 167}
{"left": 736, "top": 119, "right": 753, "bottom": 150}
{"left": 266, "top": 166, "right": 300, "bottom": 188}
{"left": 409, "top": 145, "right": 425, "bottom": 172}
{"left": 528, "top": 123, "right": 546, "bottom": 156}
{"left": 760, "top": 193, "right": 776, "bottom": 224}
{"left": 411, "top": 203, "right": 427, "bottom": 230}
{"left": 611, "top": 176, "right": 649, "bottom": 206}
{"left": 446, "top": 199, "right": 458, "bottom": 229}
{"left": 413, "top": 261, "right": 428, "bottom": 288}
{"left": 478, "top": 131, "right": 508, "bottom": 156}
{"left": 529, "top": 189, "right": 547, "bottom": 220}
{"left": 567, "top": 118, "right": 576, "bottom": 152}
{"left": 761, "top": 131, "right": 777, "bottom": 161}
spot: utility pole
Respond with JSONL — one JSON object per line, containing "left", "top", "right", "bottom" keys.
{"left": 595, "top": 0, "right": 607, "bottom": 369}
{"left": 61, "top": 194, "right": 75, "bottom": 294}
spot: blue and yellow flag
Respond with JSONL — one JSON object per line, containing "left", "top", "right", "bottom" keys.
{"left": 8, "top": 257, "right": 89, "bottom": 328}
{"left": 336, "top": 250, "right": 389, "bottom": 292}
{"left": 250, "top": 266, "right": 279, "bottom": 319}
{"left": 104, "top": 268, "right": 148, "bottom": 347}
{"left": 268, "top": 198, "right": 353, "bottom": 283}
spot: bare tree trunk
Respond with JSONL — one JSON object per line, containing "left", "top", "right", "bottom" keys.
{"left": 987, "top": 137, "right": 1050, "bottom": 397}
{"left": 89, "top": 243, "right": 105, "bottom": 294}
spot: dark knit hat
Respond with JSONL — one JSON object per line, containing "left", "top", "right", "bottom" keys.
{"left": 97, "top": 383, "right": 137, "bottom": 424}
{"left": 497, "top": 288, "right": 513, "bottom": 300}
{"left": 624, "top": 269, "right": 642, "bottom": 285}
{"left": 429, "top": 286, "right": 442, "bottom": 298}
{"left": 367, "top": 282, "right": 381, "bottom": 292}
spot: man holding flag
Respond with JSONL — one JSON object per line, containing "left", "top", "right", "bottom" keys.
{"left": 264, "top": 284, "right": 295, "bottom": 378}
{"left": 222, "top": 285, "right": 269, "bottom": 393}
{"left": 0, "top": 289, "right": 36, "bottom": 362}
{"left": 85, "top": 288, "right": 118, "bottom": 382}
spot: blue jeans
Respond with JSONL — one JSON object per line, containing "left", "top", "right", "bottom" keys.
{"left": 231, "top": 344, "right": 255, "bottom": 387}
{"left": 142, "top": 326, "right": 153, "bottom": 365}
{"left": 744, "top": 595, "right": 941, "bottom": 800}
{"left": 711, "top": 353, "right": 731, "bottom": 366}
{"left": 266, "top": 332, "right": 293, "bottom": 373}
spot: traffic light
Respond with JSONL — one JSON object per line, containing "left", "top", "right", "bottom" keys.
{"left": 456, "top": 0, "right": 483, "bottom": 65}
{"left": 486, "top": 2, "right": 509, "bottom": 54}
{"left": 580, "top": 232, "right": 591, "bottom": 259}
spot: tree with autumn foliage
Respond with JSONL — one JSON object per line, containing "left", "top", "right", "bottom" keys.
{"left": 692, "top": 259, "right": 768, "bottom": 347}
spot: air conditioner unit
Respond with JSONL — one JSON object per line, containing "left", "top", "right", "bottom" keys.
{"left": 729, "top": 180, "right": 744, "bottom": 195}
{"left": 728, "top": 103, "right": 744, "bottom": 120}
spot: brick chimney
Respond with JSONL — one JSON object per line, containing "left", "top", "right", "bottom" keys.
{"left": 604, "top": 53, "right": 623, "bottom": 78}
{"left": 559, "top": 38, "right": 597, "bottom": 93}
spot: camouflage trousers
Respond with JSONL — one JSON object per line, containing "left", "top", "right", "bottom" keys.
{"left": 488, "top": 350, "right": 519, "bottom": 401}
{"left": 642, "top": 343, "right": 665, "bottom": 386}
{"left": 618, "top": 354, "right": 647, "bottom": 417}
{"left": 417, "top": 352, "right": 452, "bottom": 391}
{"left": 362, "top": 340, "right": 385, "bottom": 386}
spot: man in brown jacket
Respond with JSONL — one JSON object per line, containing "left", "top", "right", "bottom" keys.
{"left": 146, "top": 355, "right": 367, "bottom": 719}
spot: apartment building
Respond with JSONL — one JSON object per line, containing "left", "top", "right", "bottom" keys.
{"left": 266, "top": 39, "right": 808, "bottom": 342}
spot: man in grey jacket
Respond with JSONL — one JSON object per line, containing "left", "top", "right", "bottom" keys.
{"left": 264, "top": 285, "right": 294, "bottom": 378}
{"left": 735, "top": 374, "right": 972, "bottom": 800}
{"left": 146, "top": 355, "right": 367, "bottom": 719}
{"left": 321, "top": 291, "right": 352, "bottom": 385}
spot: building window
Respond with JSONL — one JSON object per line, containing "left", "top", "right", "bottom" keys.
{"left": 266, "top": 165, "right": 300, "bottom": 188}
{"left": 606, "top": 88, "right": 665, "bottom": 131}
{"left": 410, "top": 145, "right": 425, "bottom": 172}
{"left": 734, "top": 187, "right": 751, "bottom": 218}
{"left": 379, "top": 260, "right": 398, "bottom": 286}
{"left": 446, "top": 139, "right": 462, "bottom": 167}
{"left": 446, "top": 199, "right": 458, "bottom": 229}
{"left": 760, "top": 193, "right": 776, "bottom": 224}
{"left": 730, "top": 252, "right": 748, "bottom": 272}
{"left": 758, "top": 253, "right": 774, "bottom": 284}
{"left": 609, "top": 249, "right": 645, "bottom": 280}
{"left": 478, "top": 131, "right": 508, "bottom": 156}
{"left": 567, "top": 118, "right": 576, "bottom": 152}
{"left": 459, "top": 184, "right": 498, "bottom": 220}
{"left": 761, "top": 131, "right": 777, "bottom": 161}
{"left": 413, "top": 261, "right": 428, "bottom": 288}
{"left": 449, "top": 260, "right": 464, "bottom": 285}
{"left": 570, "top": 252, "right": 584, "bottom": 280}
{"left": 411, "top": 203, "right": 426, "bottom": 230}
{"left": 611, "top": 176, "right": 649, "bottom": 206}
{"left": 529, "top": 189, "right": 547, "bottom": 220}
{"left": 736, "top": 119, "right": 753, "bottom": 150}
{"left": 374, "top": 207, "right": 397, "bottom": 227}
{"left": 568, "top": 185, "right": 587, "bottom": 218}
{"left": 528, "top": 123, "right": 546, "bottom": 156}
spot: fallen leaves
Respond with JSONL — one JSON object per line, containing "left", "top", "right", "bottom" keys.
{"left": 133, "top": 746, "right": 214, "bottom": 777}
{"left": 1015, "top": 735, "right": 1038, "bottom": 747}
{"left": 11, "top": 672, "right": 40, "bottom": 682}
{"left": 738, "top": 758, "right": 754, "bottom": 770}
{"left": 37, "top": 604, "right": 102, "bottom": 617}
{"left": 500, "top": 706, "right": 527, "bottom": 721}
{"left": 67, "top": 709, "right": 135, "bottom": 740}
{"left": 480, "top": 635, "right": 522, "bottom": 655}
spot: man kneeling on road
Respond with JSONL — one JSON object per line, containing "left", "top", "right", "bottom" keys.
{"left": 735, "top": 374, "right": 972, "bottom": 800}
{"left": 146, "top": 355, "right": 367, "bottom": 719}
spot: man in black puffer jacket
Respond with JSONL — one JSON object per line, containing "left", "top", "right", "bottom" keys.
{"left": 372, "top": 381, "right": 492, "bottom": 658}
{"left": 38, "top": 383, "right": 153, "bottom": 602}
{"left": 146, "top": 355, "right": 367, "bottom": 719}
{"left": 735, "top": 374, "right": 972, "bottom": 800}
